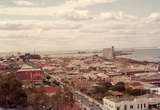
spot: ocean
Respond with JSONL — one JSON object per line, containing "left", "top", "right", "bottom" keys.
{"left": 42, "top": 48, "right": 160, "bottom": 62}
{"left": 120, "top": 49, "right": 160, "bottom": 62}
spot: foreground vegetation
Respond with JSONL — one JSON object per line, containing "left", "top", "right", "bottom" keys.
{"left": 0, "top": 74, "right": 76, "bottom": 110}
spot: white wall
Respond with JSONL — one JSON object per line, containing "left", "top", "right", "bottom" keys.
{"left": 103, "top": 97, "right": 149, "bottom": 110}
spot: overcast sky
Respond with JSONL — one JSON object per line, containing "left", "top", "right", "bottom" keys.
{"left": 0, "top": 0, "right": 160, "bottom": 52}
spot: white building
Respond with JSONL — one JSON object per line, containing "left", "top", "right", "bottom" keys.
{"left": 150, "top": 87, "right": 160, "bottom": 95}
{"left": 103, "top": 95, "right": 160, "bottom": 110}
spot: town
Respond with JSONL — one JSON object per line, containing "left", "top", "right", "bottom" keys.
{"left": 0, "top": 47, "right": 160, "bottom": 110}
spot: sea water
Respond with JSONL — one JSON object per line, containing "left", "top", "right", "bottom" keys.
{"left": 121, "top": 49, "right": 160, "bottom": 62}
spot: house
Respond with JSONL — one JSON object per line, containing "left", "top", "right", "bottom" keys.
{"left": 16, "top": 64, "right": 44, "bottom": 84}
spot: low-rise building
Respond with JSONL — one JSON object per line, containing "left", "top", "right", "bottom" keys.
{"left": 103, "top": 95, "right": 160, "bottom": 110}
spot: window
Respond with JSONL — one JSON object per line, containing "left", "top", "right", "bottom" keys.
{"left": 137, "top": 104, "right": 139, "bottom": 109}
{"left": 130, "top": 105, "right": 133, "bottom": 109}
{"left": 124, "top": 105, "right": 127, "bottom": 110}
{"left": 141, "top": 104, "right": 143, "bottom": 109}
{"left": 117, "top": 107, "right": 120, "bottom": 110}
{"left": 144, "top": 104, "right": 146, "bottom": 108}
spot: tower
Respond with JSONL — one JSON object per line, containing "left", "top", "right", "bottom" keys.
{"left": 103, "top": 46, "right": 115, "bottom": 60}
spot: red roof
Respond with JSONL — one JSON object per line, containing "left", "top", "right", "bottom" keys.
{"left": 126, "top": 82, "right": 144, "bottom": 89}
{"left": 128, "top": 82, "right": 143, "bottom": 87}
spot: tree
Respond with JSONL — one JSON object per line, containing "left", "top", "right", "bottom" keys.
{"left": 103, "top": 82, "right": 112, "bottom": 88}
{"left": 127, "top": 89, "right": 148, "bottom": 96}
{"left": 50, "top": 88, "right": 75, "bottom": 110}
{"left": 30, "top": 93, "right": 50, "bottom": 110}
{"left": 115, "top": 82, "right": 125, "bottom": 86}
{"left": 63, "top": 88, "right": 74, "bottom": 106}
{"left": 46, "top": 75, "right": 51, "bottom": 80}
{"left": 111, "top": 82, "right": 126, "bottom": 92}
{"left": 93, "top": 85, "right": 109, "bottom": 94}
{"left": 0, "top": 74, "right": 27, "bottom": 108}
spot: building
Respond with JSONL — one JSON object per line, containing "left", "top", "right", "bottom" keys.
{"left": 150, "top": 87, "right": 160, "bottom": 95}
{"left": 0, "top": 63, "right": 8, "bottom": 70}
{"left": 16, "top": 64, "right": 44, "bottom": 85}
{"left": 103, "top": 46, "right": 115, "bottom": 60}
{"left": 103, "top": 95, "right": 160, "bottom": 110}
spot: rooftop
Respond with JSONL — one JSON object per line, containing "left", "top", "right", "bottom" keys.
{"left": 17, "top": 64, "right": 41, "bottom": 72}
{"left": 21, "top": 64, "right": 33, "bottom": 69}
{"left": 104, "top": 94, "right": 160, "bottom": 103}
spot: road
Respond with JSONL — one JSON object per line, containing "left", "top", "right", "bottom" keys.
{"left": 48, "top": 73, "right": 104, "bottom": 110}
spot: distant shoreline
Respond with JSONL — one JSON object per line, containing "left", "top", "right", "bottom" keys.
{"left": 0, "top": 48, "right": 160, "bottom": 63}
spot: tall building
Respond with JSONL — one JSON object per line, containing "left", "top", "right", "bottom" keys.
{"left": 103, "top": 46, "right": 115, "bottom": 60}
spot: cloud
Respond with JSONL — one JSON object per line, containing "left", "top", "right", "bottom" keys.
{"left": 64, "top": 0, "right": 115, "bottom": 8}
{"left": 97, "top": 11, "right": 138, "bottom": 21}
{"left": 0, "top": 7, "right": 92, "bottom": 21}
{"left": 0, "top": 20, "right": 81, "bottom": 31}
{"left": 79, "top": 12, "right": 160, "bottom": 35}
{"left": 55, "top": 9, "right": 93, "bottom": 21}
{"left": 0, "top": 12, "right": 160, "bottom": 35}
{"left": 0, "top": 23, "right": 33, "bottom": 30}
{"left": 0, "top": 11, "right": 160, "bottom": 51}
{"left": 147, "top": 13, "right": 160, "bottom": 22}
{"left": 13, "top": 0, "right": 34, "bottom": 6}
{"left": 0, "top": 0, "right": 112, "bottom": 21}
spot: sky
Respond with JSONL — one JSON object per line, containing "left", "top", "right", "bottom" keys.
{"left": 0, "top": 0, "right": 160, "bottom": 52}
